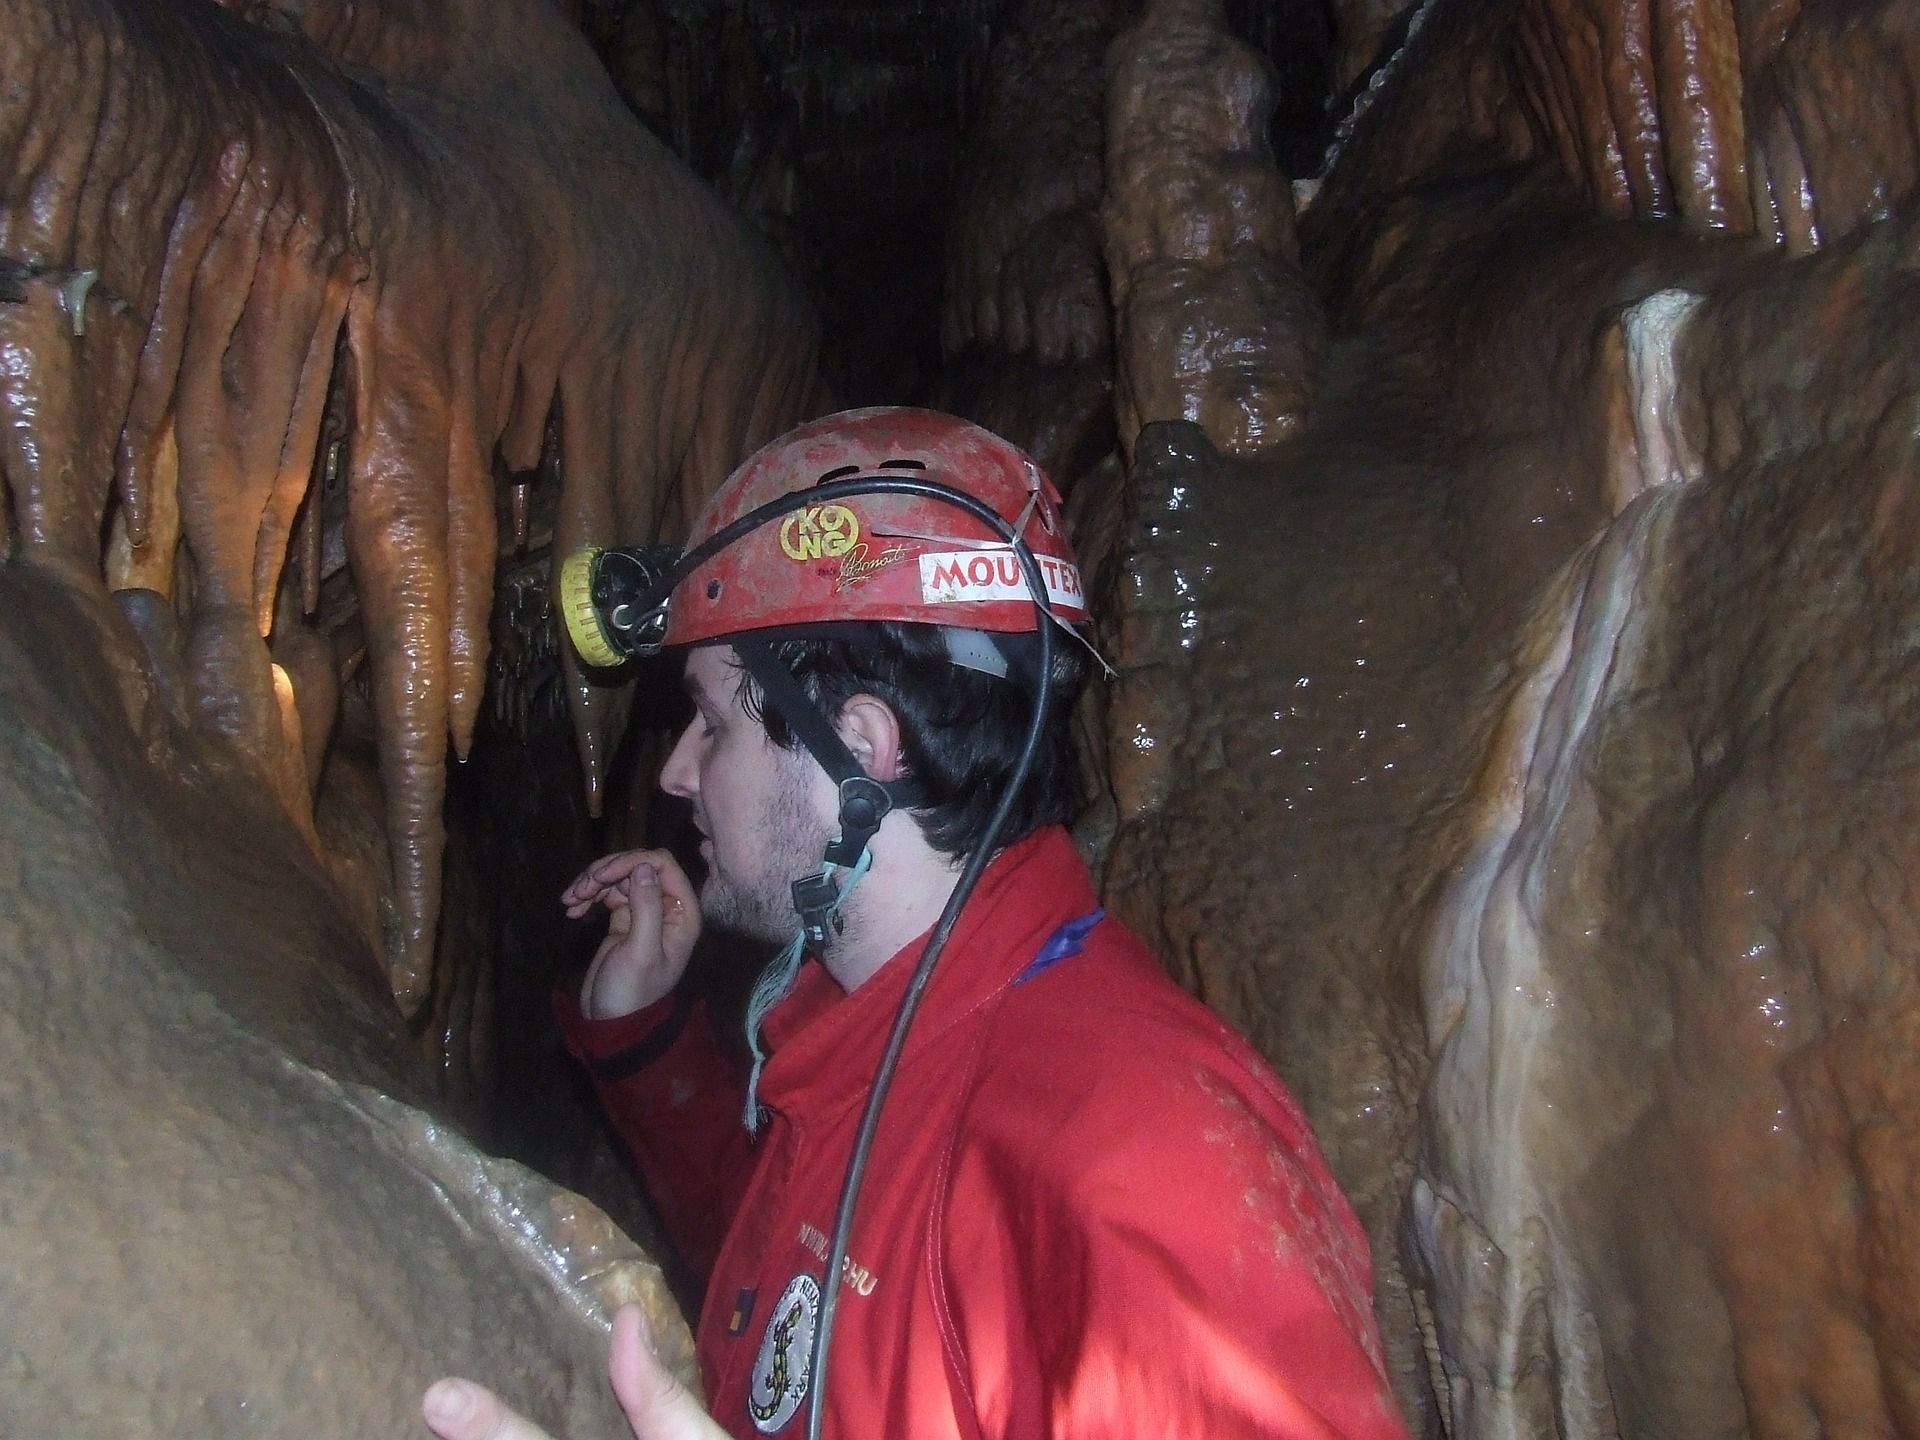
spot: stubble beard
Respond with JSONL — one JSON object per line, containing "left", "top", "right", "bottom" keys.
{"left": 699, "top": 752, "right": 831, "bottom": 946}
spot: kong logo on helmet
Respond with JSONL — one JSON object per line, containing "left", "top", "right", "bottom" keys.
{"left": 778, "top": 504, "right": 860, "bottom": 562}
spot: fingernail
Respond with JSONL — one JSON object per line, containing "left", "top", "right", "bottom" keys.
{"left": 423, "top": 1380, "right": 475, "bottom": 1425}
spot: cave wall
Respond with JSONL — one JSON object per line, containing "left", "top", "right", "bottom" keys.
{"left": 1085, "top": 0, "right": 1920, "bottom": 1435}
{"left": 0, "top": 565, "right": 697, "bottom": 1435}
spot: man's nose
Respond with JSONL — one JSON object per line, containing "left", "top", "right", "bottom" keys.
{"left": 660, "top": 721, "right": 700, "bottom": 799}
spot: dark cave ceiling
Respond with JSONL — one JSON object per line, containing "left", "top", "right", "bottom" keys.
{"left": 573, "top": 0, "right": 1350, "bottom": 401}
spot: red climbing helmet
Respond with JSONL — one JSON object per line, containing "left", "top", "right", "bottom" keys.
{"left": 664, "top": 407, "right": 1088, "bottom": 647}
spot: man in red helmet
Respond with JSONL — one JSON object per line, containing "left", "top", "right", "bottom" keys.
{"left": 423, "top": 409, "right": 1408, "bottom": 1440}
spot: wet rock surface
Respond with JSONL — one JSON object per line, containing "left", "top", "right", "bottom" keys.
{"left": 1408, "top": 214, "right": 1920, "bottom": 1435}
{"left": 1090, "top": 393, "right": 1472, "bottom": 1434}
{"left": 1103, "top": 0, "right": 1325, "bottom": 459}
{"left": 0, "top": 566, "right": 694, "bottom": 1435}
{"left": 1091, "top": 105, "right": 1920, "bottom": 1440}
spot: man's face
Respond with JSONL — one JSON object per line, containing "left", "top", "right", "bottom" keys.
{"left": 660, "top": 646, "right": 831, "bottom": 944}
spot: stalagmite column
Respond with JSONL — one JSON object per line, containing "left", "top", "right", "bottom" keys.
{"left": 1101, "top": 0, "right": 1325, "bottom": 461}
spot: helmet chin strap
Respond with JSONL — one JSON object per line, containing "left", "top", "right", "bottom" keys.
{"left": 732, "top": 639, "right": 925, "bottom": 949}
{"left": 740, "top": 845, "right": 871, "bottom": 1134}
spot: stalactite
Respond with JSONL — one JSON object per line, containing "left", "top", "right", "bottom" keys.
{"left": 107, "top": 419, "right": 182, "bottom": 597}
{"left": 347, "top": 465, "right": 445, "bottom": 1001}
{"left": 554, "top": 357, "right": 623, "bottom": 818}
{"left": 1313, "top": 0, "right": 1920, "bottom": 264}
{"left": 941, "top": 0, "right": 1117, "bottom": 366}
{"left": 0, "top": 0, "right": 822, "bottom": 1018}
{"left": 1655, "top": 0, "right": 1748, "bottom": 229}
{"left": 933, "top": 0, "right": 1119, "bottom": 486}
{"left": 443, "top": 347, "right": 499, "bottom": 764}
{"left": 118, "top": 153, "right": 250, "bottom": 552}
{"left": 0, "top": 269, "right": 141, "bottom": 572}
{"left": 294, "top": 433, "right": 331, "bottom": 619}
{"left": 250, "top": 275, "right": 352, "bottom": 637}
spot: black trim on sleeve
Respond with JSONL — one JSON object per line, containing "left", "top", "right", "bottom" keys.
{"left": 587, "top": 987, "right": 695, "bottom": 1083}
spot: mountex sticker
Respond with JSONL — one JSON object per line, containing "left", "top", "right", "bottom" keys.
{"left": 919, "top": 547, "right": 1085, "bottom": 611}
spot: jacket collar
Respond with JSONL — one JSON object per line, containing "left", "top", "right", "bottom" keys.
{"left": 756, "top": 826, "right": 1094, "bottom": 1126}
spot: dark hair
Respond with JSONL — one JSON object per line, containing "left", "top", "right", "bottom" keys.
{"left": 734, "top": 623, "right": 1089, "bottom": 861}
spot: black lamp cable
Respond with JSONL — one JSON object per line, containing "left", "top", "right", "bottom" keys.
{"left": 802, "top": 542, "right": 1052, "bottom": 1440}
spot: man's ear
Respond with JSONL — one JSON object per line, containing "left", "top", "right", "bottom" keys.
{"left": 835, "top": 693, "right": 905, "bottom": 782}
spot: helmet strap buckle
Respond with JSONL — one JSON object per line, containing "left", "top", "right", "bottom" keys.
{"left": 791, "top": 871, "right": 846, "bottom": 950}
{"left": 793, "top": 777, "right": 893, "bottom": 948}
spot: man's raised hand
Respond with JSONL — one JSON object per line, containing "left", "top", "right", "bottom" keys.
{"left": 563, "top": 849, "right": 701, "bottom": 1019}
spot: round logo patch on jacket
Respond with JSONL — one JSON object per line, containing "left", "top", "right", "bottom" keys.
{"left": 748, "top": 1272, "right": 820, "bottom": 1433}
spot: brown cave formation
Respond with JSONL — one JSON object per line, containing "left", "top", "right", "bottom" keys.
{"left": 9, "top": 0, "right": 1920, "bottom": 1437}
{"left": 1, "top": 0, "right": 824, "bottom": 1017}
{"left": 1103, "top": 0, "right": 1325, "bottom": 458}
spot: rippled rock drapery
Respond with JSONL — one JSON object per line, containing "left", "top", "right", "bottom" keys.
{"left": 1395, "top": 219, "right": 1920, "bottom": 1437}
{"left": 1089, "top": 1, "right": 1920, "bottom": 1435}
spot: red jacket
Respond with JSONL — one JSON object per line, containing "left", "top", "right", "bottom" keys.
{"left": 559, "top": 827, "right": 1407, "bottom": 1439}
